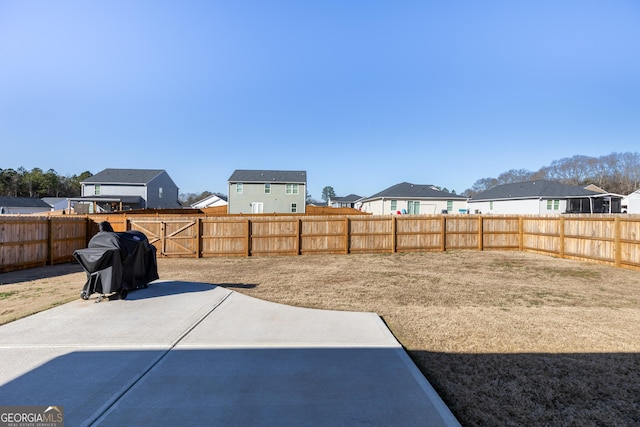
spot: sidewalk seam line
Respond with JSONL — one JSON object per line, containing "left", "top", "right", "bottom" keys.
{"left": 84, "top": 290, "right": 233, "bottom": 427}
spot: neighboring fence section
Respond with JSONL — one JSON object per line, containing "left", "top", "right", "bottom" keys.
{"left": 1, "top": 214, "right": 640, "bottom": 273}
{"left": 0, "top": 216, "right": 88, "bottom": 273}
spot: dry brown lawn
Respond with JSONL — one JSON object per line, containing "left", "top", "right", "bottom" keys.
{"left": 1, "top": 250, "right": 640, "bottom": 426}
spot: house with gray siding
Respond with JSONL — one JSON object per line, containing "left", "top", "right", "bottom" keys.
{"left": 359, "top": 182, "right": 468, "bottom": 215}
{"left": 0, "top": 197, "right": 51, "bottom": 214}
{"left": 468, "top": 180, "right": 623, "bottom": 214}
{"left": 228, "top": 170, "right": 307, "bottom": 214}
{"left": 74, "top": 168, "right": 180, "bottom": 212}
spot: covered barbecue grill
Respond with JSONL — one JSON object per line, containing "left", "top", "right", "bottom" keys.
{"left": 74, "top": 222, "right": 159, "bottom": 301}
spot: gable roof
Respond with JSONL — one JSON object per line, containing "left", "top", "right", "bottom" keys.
{"left": 331, "top": 194, "right": 363, "bottom": 203}
{"left": 470, "top": 180, "right": 603, "bottom": 201}
{"left": 82, "top": 169, "right": 166, "bottom": 184}
{"left": 0, "top": 196, "right": 51, "bottom": 208}
{"left": 228, "top": 170, "right": 307, "bottom": 184}
{"left": 366, "top": 182, "right": 466, "bottom": 200}
{"left": 190, "top": 193, "right": 228, "bottom": 208}
{"left": 41, "top": 197, "right": 67, "bottom": 206}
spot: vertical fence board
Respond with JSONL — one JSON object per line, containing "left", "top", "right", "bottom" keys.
{"left": 50, "top": 217, "right": 89, "bottom": 264}
{"left": 395, "top": 216, "right": 442, "bottom": 252}
{"left": 0, "top": 217, "right": 49, "bottom": 272}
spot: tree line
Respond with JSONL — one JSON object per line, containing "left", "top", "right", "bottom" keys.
{"left": 0, "top": 167, "right": 92, "bottom": 198}
{"left": 464, "top": 152, "right": 640, "bottom": 197}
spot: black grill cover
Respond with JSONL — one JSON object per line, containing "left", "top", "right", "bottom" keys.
{"left": 74, "top": 229, "right": 159, "bottom": 296}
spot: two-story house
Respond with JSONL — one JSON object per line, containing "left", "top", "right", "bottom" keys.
{"left": 228, "top": 170, "right": 307, "bottom": 214}
{"left": 74, "top": 168, "right": 181, "bottom": 213}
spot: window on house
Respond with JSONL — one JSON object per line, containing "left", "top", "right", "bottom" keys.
{"left": 390, "top": 200, "right": 397, "bottom": 212}
{"left": 490, "top": 201, "right": 494, "bottom": 210}
{"left": 95, "top": 185, "right": 101, "bottom": 196}
{"left": 286, "top": 184, "right": 299, "bottom": 195}
{"left": 291, "top": 203, "right": 297, "bottom": 213}
{"left": 236, "top": 183, "right": 243, "bottom": 194}
{"left": 264, "top": 183, "right": 271, "bottom": 194}
{"left": 447, "top": 200, "right": 453, "bottom": 212}
{"left": 407, "top": 201, "right": 420, "bottom": 214}
{"left": 546, "top": 200, "right": 560, "bottom": 210}
{"left": 159, "top": 187, "right": 163, "bottom": 198}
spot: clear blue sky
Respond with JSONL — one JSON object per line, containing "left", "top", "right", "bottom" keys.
{"left": 1, "top": 1, "right": 639, "bottom": 199}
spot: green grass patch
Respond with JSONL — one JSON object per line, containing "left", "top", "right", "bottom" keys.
{"left": 0, "top": 291, "right": 18, "bottom": 300}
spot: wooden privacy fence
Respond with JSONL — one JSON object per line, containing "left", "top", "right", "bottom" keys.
{"left": 1, "top": 214, "right": 640, "bottom": 273}
{"left": 0, "top": 216, "right": 88, "bottom": 273}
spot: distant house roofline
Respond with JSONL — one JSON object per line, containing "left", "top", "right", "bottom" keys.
{"left": 470, "top": 180, "right": 606, "bottom": 202}
{"left": 228, "top": 169, "right": 307, "bottom": 184}
{"left": 81, "top": 168, "right": 168, "bottom": 185}
{"left": 361, "top": 182, "right": 467, "bottom": 202}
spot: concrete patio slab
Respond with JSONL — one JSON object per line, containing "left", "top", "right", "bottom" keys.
{"left": 0, "top": 280, "right": 459, "bottom": 426}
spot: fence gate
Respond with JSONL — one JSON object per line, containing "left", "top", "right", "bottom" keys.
{"left": 129, "top": 219, "right": 198, "bottom": 257}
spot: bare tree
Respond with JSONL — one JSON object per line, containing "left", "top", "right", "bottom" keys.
{"left": 496, "top": 169, "right": 534, "bottom": 185}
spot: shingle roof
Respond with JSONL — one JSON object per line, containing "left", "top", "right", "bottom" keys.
{"left": 366, "top": 182, "right": 466, "bottom": 200}
{"left": 41, "top": 197, "right": 67, "bottom": 206}
{"left": 470, "top": 180, "right": 602, "bottom": 201}
{"left": 82, "top": 169, "right": 166, "bottom": 184}
{"left": 228, "top": 170, "right": 307, "bottom": 184}
{"left": 0, "top": 197, "right": 51, "bottom": 208}
{"left": 331, "top": 194, "right": 362, "bottom": 202}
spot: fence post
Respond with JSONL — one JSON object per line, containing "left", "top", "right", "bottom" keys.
{"left": 245, "top": 219, "right": 251, "bottom": 256}
{"left": 391, "top": 216, "right": 397, "bottom": 253}
{"left": 344, "top": 217, "right": 350, "bottom": 254}
{"left": 559, "top": 217, "right": 565, "bottom": 259}
{"left": 160, "top": 221, "right": 166, "bottom": 256}
{"left": 518, "top": 216, "right": 524, "bottom": 251}
{"left": 47, "top": 217, "right": 53, "bottom": 266}
{"left": 441, "top": 215, "right": 446, "bottom": 251}
{"left": 297, "top": 218, "right": 302, "bottom": 255}
{"left": 615, "top": 216, "right": 621, "bottom": 268}
{"left": 196, "top": 217, "right": 202, "bottom": 258}
{"left": 478, "top": 216, "right": 483, "bottom": 251}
